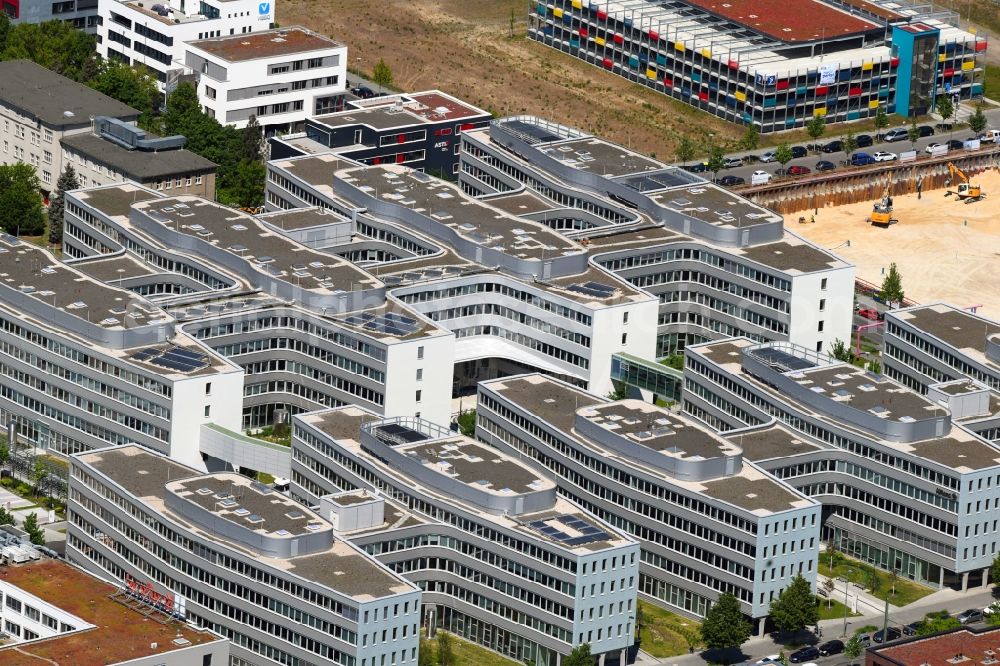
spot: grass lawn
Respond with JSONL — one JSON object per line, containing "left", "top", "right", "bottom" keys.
{"left": 819, "top": 552, "right": 933, "bottom": 606}
{"left": 817, "top": 596, "right": 862, "bottom": 621}
{"left": 985, "top": 65, "right": 1000, "bottom": 101}
{"left": 450, "top": 636, "right": 521, "bottom": 666}
{"left": 638, "top": 601, "right": 701, "bottom": 658}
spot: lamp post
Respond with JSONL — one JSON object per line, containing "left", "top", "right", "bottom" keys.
{"left": 843, "top": 567, "right": 854, "bottom": 637}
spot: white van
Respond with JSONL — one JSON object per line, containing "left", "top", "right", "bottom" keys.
{"left": 978, "top": 130, "right": 1000, "bottom": 144}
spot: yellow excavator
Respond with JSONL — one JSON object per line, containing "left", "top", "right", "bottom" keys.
{"left": 944, "top": 163, "right": 985, "bottom": 203}
{"left": 868, "top": 176, "right": 897, "bottom": 227}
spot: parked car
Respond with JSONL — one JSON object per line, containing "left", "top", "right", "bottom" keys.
{"left": 759, "top": 150, "right": 777, "bottom": 163}
{"left": 751, "top": 170, "right": 772, "bottom": 184}
{"left": 873, "top": 151, "right": 897, "bottom": 162}
{"left": 947, "top": 139, "right": 966, "bottom": 151}
{"left": 858, "top": 307, "right": 881, "bottom": 320}
{"left": 851, "top": 152, "right": 876, "bottom": 166}
{"left": 818, "top": 640, "right": 845, "bottom": 656}
{"left": 723, "top": 156, "right": 743, "bottom": 168}
{"left": 821, "top": 139, "right": 844, "bottom": 153}
{"left": 917, "top": 125, "right": 935, "bottom": 137}
{"left": 791, "top": 145, "right": 808, "bottom": 158}
{"left": 957, "top": 609, "right": 984, "bottom": 624}
{"left": 816, "top": 160, "right": 837, "bottom": 172}
{"left": 936, "top": 122, "right": 954, "bottom": 131}
{"left": 883, "top": 127, "right": 909, "bottom": 142}
{"left": 902, "top": 621, "right": 924, "bottom": 636}
{"left": 789, "top": 646, "right": 820, "bottom": 663}
{"left": 925, "top": 142, "right": 947, "bottom": 154}
{"left": 856, "top": 134, "right": 874, "bottom": 147}
{"left": 979, "top": 130, "right": 1000, "bottom": 143}
{"left": 984, "top": 602, "right": 1000, "bottom": 616}
{"left": 855, "top": 633, "right": 873, "bottom": 647}
{"left": 755, "top": 655, "right": 782, "bottom": 665}
{"left": 352, "top": 86, "right": 376, "bottom": 99}
{"left": 683, "top": 162, "right": 709, "bottom": 173}
{"left": 787, "top": 165, "right": 811, "bottom": 176}
{"left": 873, "top": 627, "right": 902, "bottom": 643}
{"left": 719, "top": 175, "right": 745, "bottom": 186}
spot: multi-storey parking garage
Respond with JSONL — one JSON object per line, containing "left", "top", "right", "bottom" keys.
{"left": 476, "top": 374, "right": 819, "bottom": 630}
{"left": 292, "top": 407, "right": 640, "bottom": 666}
{"left": 529, "top": 0, "right": 986, "bottom": 132}
{"left": 682, "top": 338, "right": 1000, "bottom": 591}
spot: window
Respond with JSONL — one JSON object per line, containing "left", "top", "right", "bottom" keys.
{"left": 292, "top": 80, "right": 307, "bottom": 90}
{"left": 43, "top": 128, "right": 53, "bottom": 143}
{"left": 417, "top": 346, "right": 424, "bottom": 360}
{"left": 415, "top": 390, "right": 422, "bottom": 403}
{"left": 818, "top": 320, "right": 824, "bottom": 332}
{"left": 205, "top": 382, "right": 212, "bottom": 395}
{"left": 416, "top": 369, "right": 423, "bottom": 381}
{"left": 325, "top": 75, "right": 338, "bottom": 85}
{"left": 292, "top": 100, "right": 303, "bottom": 111}
{"left": 43, "top": 150, "right": 52, "bottom": 164}
{"left": 42, "top": 171, "right": 52, "bottom": 184}
{"left": 195, "top": 175, "right": 203, "bottom": 185}
{"left": 623, "top": 311, "right": 629, "bottom": 324}
{"left": 2, "top": 141, "right": 7, "bottom": 154}
{"left": 821, "top": 278, "right": 828, "bottom": 290}
{"left": 353, "top": 129, "right": 362, "bottom": 144}
{"left": 816, "top": 340, "right": 823, "bottom": 352}
{"left": 270, "top": 65, "right": 289, "bottom": 75}
{"left": 621, "top": 333, "right": 628, "bottom": 345}
{"left": 204, "top": 405, "right": 211, "bottom": 418}
{"left": 6, "top": 596, "right": 21, "bottom": 612}
{"left": 205, "top": 86, "right": 216, "bottom": 100}
{"left": 819, "top": 298, "right": 826, "bottom": 311}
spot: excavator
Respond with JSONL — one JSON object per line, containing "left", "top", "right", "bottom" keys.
{"left": 868, "top": 176, "right": 897, "bottom": 227}
{"left": 944, "top": 163, "right": 985, "bottom": 203}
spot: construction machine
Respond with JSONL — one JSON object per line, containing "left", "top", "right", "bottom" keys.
{"left": 868, "top": 176, "right": 897, "bottom": 227}
{"left": 944, "top": 163, "right": 985, "bottom": 203}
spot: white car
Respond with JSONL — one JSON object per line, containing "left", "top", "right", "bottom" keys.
{"left": 873, "top": 151, "right": 897, "bottom": 162}
{"left": 985, "top": 602, "right": 1000, "bottom": 615}
{"left": 759, "top": 150, "right": 777, "bottom": 163}
{"left": 755, "top": 656, "right": 782, "bottom": 665}
{"left": 924, "top": 143, "right": 946, "bottom": 154}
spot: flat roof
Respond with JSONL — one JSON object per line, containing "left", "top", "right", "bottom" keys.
{"left": 188, "top": 27, "right": 344, "bottom": 62}
{"left": 736, "top": 234, "right": 845, "bottom": 273}
{"left": 678, "top": 0, "right": 879, "bottom": 42}
{"left": 0, "top": 60, "right": 138, "bottom": 128}
{"left": 869, "top": 625, "right": 1000, "bottom": 666}
{"left": 648, "top": 183, "right": 781, "bottom": 230}
{"left": 893, "top": 304, "right": 1000, "bottom": 370}
{"left": 61, "top": 133, "right": 216, "bottom": 181}
{"left": 312, "top": 91, "right": 488, "bottom": 130}
{"left": 78, "top": 446, "right": 414, "bottom": 600}
{"left": 0, "top": 561, "right": 221, "bottom": 666}
{"left": 258, "top": 207, "right": 350, "bottom": 231}
{"left": 68, "top": 254, "right": 157, "bottom": 282}
{"left": 726, "top": 425, "right": 823, "bottom": 462}
{"left": 539, "top": 137, "right": 664, "bottom": 178}
{"left": 73, "top": 184, "right": 164, "bottom": 219}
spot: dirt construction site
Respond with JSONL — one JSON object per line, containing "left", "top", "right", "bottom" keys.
{"left": 789, "top": 170, "right": 1000, "bottom": 315}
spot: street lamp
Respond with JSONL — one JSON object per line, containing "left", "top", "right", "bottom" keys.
{"left": 843, "top": 567, "right": 854, "bottom": 637}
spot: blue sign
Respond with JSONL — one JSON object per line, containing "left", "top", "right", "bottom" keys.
{"left": 258, "top": 2, "right": 270, "bottom": 15}
{"left": 944, "top": 82, "right": 951, "bottom": 93}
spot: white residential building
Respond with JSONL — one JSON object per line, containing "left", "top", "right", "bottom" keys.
{"left": 97, "top": 0, "right": 273, "bottom": 86}
{"left": 183, "top": 26, "right": 347, "bottom": 130}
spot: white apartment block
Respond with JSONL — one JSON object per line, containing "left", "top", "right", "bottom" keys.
{"left": 183, "top": 26, "right": 347, "bottom": 130}
{"left": 98, "top": 0, "right": 273, "bottom": 86}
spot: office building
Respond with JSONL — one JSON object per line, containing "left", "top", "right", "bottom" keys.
{"left": 182, "top": 27, "right": 347, "bottom": 131}
{"left": 476, "top": 373, "right": 820, "bottom": 627}
{"left": 0, "top": 559, "right": 229, "bottom": 665}
{"left": 269, "top": 90, "right": 492, "bottom": 176}
{"left": 1, "top": 0, "right": 99, "bottom": 31}
{"left": 682, "top": 337, "right": 1000, "bottom": 590}
{"left": 68, "top": 443, "right": 422, "bottom": 666}
{"left": 530, "top": 0, "right": 985, "bottom": 132}
{"left": 292, "top": 406, "right": 640, "bottom": 665}
{"left": 0, "top": 59, "right": 139, "bottom": 194}
{"left": 98, "top": 0, "right": 275, "bottom": 86}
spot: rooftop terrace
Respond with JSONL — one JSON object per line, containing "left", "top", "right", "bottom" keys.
{"left": 313, "top": 91, "right": 487, "bottom": 130}
{"left": 0, "top": 561, "right": 222, "bottom": 666}
{"left": 682, "top": 0, "right": 879, "bottom": 42}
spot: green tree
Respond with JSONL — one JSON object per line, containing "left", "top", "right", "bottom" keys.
{"left": 739, "top": 126, "right": 760, "bottom": 151}
{"left": 867, "top": 358, "right": 881, "bottom": 374}
{"left": 916, "top": 610, "right": 961, "bottom": 636}
{"left": 806, "top": 115, "right": 826, "bottom": 143}
{"left": 606, "top": 382, "right": 628, "bottom": 401}
{"left": 48, "top": 164, "right": 79, "bottom": 246}
{"left": 874, "top": 106, "right": 889, "bottom": 140}
{"left": 880, "top": 262, "right": 904, "bottom": 308}
{"left": 219, "top": 159, "right": 266, "bottom": 209}
{"left": 91, "top": 61, "right": 160, "bottom": 123}
{"left": 456, "top": 409, "right": 476, "bottom": 437}
{"left": 970, "top": 105, "right": 988, "bottom": 135}
{"left": 372, "top": 57, "right": 394, "bottom": 93}
{"left": 830, "top": 338, "right": 855, "bottom": 363}
{"left": 242, "top": 114, "right": 265, "bottom": 163}
{"left": 0, "top": 506, "right": 15, "bottom": 526}
{"left": 0, "top": 441, "right": 9, "bottom": 473}
{"left": 991, "top": 550, "right": 1000, "bottom": 588}
{"left": 1, "top": 20, "right": 98, "bottom": 82}
{"left": 842, "top": 132, "right": 858, "bottom": 158}
{"left": 907, "top": 120, "right": 920, "bottom": 148}
{"left": 843, "top": 635, "right": 863, "bottom": 665}
{"left": 418, "top": 636, "right": 436, "bottom": 666}
{"left": 0, "top": 13, "right": 10, "bottom": 51}
{"left": 774, "top": 143, "right": 794, "bottom": 173}
{"left": 700, "top": 592, "right": 751, "bottom": 657}
{"left": 22, "top": 512, "right": 44, "bottom": 546}
{"left": 706, "top": 145, "right": 725, "bottom": 182}
{"left": 936, "top": 95, "right": 954, "bottom": 124}
{"left": 435, "top": 632, "right": 454, "bottom": 666}
{"left": 31, "top": 459, "right": 47, "bottom": 497}
{"left": 563, "top": 644, "right": 593, "bottom": 666}
{"left": 0, "top": 163, "right": 45, "bottom": 236}
{"left": 769, "top": 574, "right": 819, "bottom": 636}
{"left": 675, "top": 135, "right": 696, "bottom": 165}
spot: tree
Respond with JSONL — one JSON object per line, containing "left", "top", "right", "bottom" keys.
{"left": 241, "top": 115, "right": 265, "bottom": 163}
{"left": 0, "top": 163, "right": 45, "bottom": 236}
{"left": 675, "top": 135, "right": 696, "bottom": 165}
{"left": 435, "top": 631, "right": 455, "bottom": 666}
{"left": 830, "top": 339, "right": 855, "bottom": 363}
{"left": 842, "top": 132, "right": 858, "bottom": 158}
{"left": 822, "top": 578, "right": 836, "bottom": 608}
{"left": 563, "top": 644, "right": 593, "bottom": 666}
{"left": 22, "top": 512, "right": 44, "bottom": 546}
{"left": 706, "top": 145, "right": 725, "bottom": 182}
{"left": 880, "top": 262, "right": 904, "bottom": 308}
{"left": 606, "top": 382, "right": 628, "bottom": 401}
{"left": 774, "top": 143, "right": 794, "bottom": 173}
{"left": 1, "top": 19, "right": 98, "bottom": 83}
{"left": 970, "top": 105, "right": 988, "bottom": 135}
{"left": 372, "top": 57, "right": 394, "bottom": 93}
{"left": 769, "top": 574, "right": 819, "bottom": 636}
{"left": 0, "top": 441, "right": 9, "bottom": 473}
{"left": 0, "top": 13, "right": 10, "bottom": 51}
{"left": 221, "top": 159, "right": 266, "bottom": 209}
{"left": 806, "top": 115, "right": 826, "bottom": 143}
{"left": 0, "top": 506, "right": 15, "bottom": 526}
{"left": 916, "top": 610, "right": 961, "bottom": 636}
{"left": 701, "top": 592, "right": 752, "bottom": 657}
{"left": 887, "top": 570, "right": 899, "bottom": 598}
{"left": 456, "top": 409, "right": 476, "bottom": 437}
{"left": 843, "top": 635, "right": 863, "bottom": 665}
{"left": 825, "top": 542, "right": 837, "bottom": 574}
{"left": 907, "top": 120, "right": 920, "bottom": 148}
{"left": 418, "top": 636, "right": 436, "bottom": 666}
{"left": 91, "top": 61, "right": 160, "bottom": 124}
{"left": 874, "top": 106, "right": 889, "bottom": 140}
{"left": 31, "top": 459, "right": 47, "bottom": 497}
{"left": 739, "top": 126, "right": 760, "bottom": 152}
{"left": 48, "top": 164, "right": 79, "bottom": 246}
{"left": 936, "top": 95, "right": 954, "bottom": 125}
{"left": 991, "top": 550, "right": 1000, "bottom": 589}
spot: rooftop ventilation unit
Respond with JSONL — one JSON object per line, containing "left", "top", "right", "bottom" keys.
{"left": 94, "top": 116, "right": 187, "bottom": 152}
